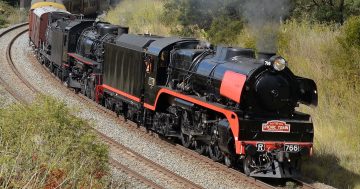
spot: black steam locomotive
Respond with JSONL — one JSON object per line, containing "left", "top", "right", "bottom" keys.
{"left": 32, "top": 6, "right": 318, "bottom": 178}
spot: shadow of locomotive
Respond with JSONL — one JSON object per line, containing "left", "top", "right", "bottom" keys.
{"left": 302, "top": 153, "right": 360, "bottom": 189}
{"left": 158, "top": 134, "right": 360, "bottom": 188}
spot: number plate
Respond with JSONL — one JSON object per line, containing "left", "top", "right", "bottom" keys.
{"left": 284, "top": 144, "right": 300, "bottom": 152}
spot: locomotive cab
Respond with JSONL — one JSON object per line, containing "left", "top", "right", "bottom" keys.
{"left": 143, "top": 38, "right": 200, "bottom": 105}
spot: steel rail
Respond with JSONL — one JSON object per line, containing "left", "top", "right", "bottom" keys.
{"left": 0, "top": 23, "right": 29, "bottom": 103}
{"left": 2, "top": 24, "right": 179, "bottom": 189}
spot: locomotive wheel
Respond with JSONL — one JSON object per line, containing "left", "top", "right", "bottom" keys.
{"left": 39, "top": 55, "right": 44, "bottom": 65}
{"left": 49, "top": 63, "right": 55, "bottom": 73}
{"left": 104, "top": 98, "right": 112, "bottom": 110}
{"left": 243, "top": 155, "right": 255, "bottom": 176}
{"left": 181, "top": 133, "right": 192, "bottom": 148}
{"left": 81, "top": 84, "right": 86, "bottom": 95}
{"left": 208, "top": 144, "right": 224, "bottom": 162}
{"left": 56, "top": 68, "right": 62, "bottom": 79}
{"left": 180, "top": 111, "right": 193, "bottom": 148}
{"left": 224, "top": 154, "right": 235, "bottom": 168}
{"left": 89, "top": 87, "right": 95, "bottom": 100}
{"left": 194, "top": 140, "right": 207, "bottom": 155}
{"left": 86, "top": 81, "right": 95, "bottom": 100}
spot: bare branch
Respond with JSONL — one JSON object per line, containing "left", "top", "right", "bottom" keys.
{"left": 312, "top": 0, "right": 320, "bottom": 6}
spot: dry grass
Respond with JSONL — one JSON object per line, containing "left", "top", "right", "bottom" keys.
{"left": 0, "top": 96, "right": 126, "bottom": 188}
{"left": 104, "top": 0, "right": 170, "bottom": 35}
{"left": 278, "top": 20, "right": 360, "bottom": 189}
{"left": 0, "top": 1, "right": 27, "bottom": 28}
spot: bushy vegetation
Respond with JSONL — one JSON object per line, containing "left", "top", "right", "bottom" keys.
{"left": 278, "top": 20, "right": 360, "bottom": 188}
{"left": 0, "top": 96, "right": 113, "bottom": 188}
{"left": 1, "top": 0, "right": 19, "bottom": 7}
{"left": 0, "top": 0, "right": 27, "bottom": 28}
{"left": 104, "top": 0, "right": 170, "bottom": 35}
{"left": 291, "top": 0, "right": 360, "bottom": 24}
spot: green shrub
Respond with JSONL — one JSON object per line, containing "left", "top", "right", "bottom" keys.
{"left": 0, "top": 0, "right": 27, "bottom": 28}
{"left": 236, "top": 28, "right": 256, "bottom": 50}
{"left": 339, "top": 16, "right": 360, "bottom": 49}
{"left": 207, "top": 16, "right": 243, "bottom": 45}
{"left": 0, "top": 15, "right": 7, "bottom": 27}
{"left": 0, "top": 96, "right": 112, "bottom": 188}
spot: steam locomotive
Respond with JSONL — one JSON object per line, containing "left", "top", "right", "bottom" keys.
{"left": 29, "top": 0, "right": 318, "bottom": 178}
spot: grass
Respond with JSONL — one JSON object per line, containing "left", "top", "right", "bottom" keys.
{"left": 0, "top": 1, "right": 27, "bottom": 28}
{"left": 278, "top": 20, "right": 360, "bottom": 189}
{"left": 104, "top": 0, "right": 170, "bottom": 35}
{"left": 0, "top": 96, "right": 123, "bottom": 188}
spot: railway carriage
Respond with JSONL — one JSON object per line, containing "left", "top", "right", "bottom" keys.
{"left": 29, "top": 4, "right": 68, "bottom": 49}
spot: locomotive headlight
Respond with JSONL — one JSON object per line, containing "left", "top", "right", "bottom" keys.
{"left": 273, "top": 57, "right": 287, "bottom": 71}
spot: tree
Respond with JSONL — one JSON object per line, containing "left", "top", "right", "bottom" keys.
{"left": 207, "top": 16, "right": 243, "bottom": 44}
{"left": 2, "top": 0, "right": 19, "bottom": 6}
{"left": 290, "top": 0, "right": 359, "bottom": 24}
{"left": 161, "top": 0, "right": 244, "bottom": 37}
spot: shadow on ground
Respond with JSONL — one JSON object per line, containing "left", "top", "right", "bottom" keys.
{"left": 302, "top": 153, "right": 360, "bottom": 189}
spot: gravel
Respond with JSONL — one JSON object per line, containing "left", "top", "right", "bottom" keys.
{"left": 13, "top": 32, "right": 258, "bottom": 189}
{"left": 109, "top": 167, "right": 151, "bottom": 189}
{"left": 0, "top": 86, "right": 16, "bottom": 107}
{"left": 109, "top": 146, "right": 191, "bottom": 189}
{"left": 0, "top": 26, "right": 35, "bottom": 103}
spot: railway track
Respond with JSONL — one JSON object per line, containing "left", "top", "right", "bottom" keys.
{"left": 78, "top": 95, "right": 318, "bottom": 189}
{"left": 291, "top": 178, "right": 317, "bottom": 189}
{"left": 1, "top": 24, "right": 204, "bottom": 189}
{"left": 0, "top": 23, "right": 32, "bottom": 103}
{"left": 1, "top": 24, "right": 318, "bottom": 189}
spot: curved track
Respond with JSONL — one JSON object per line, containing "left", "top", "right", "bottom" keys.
{"left": 78, "top": 94, "right": 317, "bottom": 189}
{"left": 1, "top": 24, "right": 318, "bottom": 189}
{"left": 1, "top": 24, "right": 203, "bottom": 189}
{"left": 0, "top": 23, "right": 33, "bottom": 103}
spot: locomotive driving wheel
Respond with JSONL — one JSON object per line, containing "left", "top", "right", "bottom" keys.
{"left": 85, "top": 80, "right": 95, "bottom": 100}
{"left": 181, "top": 132, "right": 192, "bottom": 148}
{"left": 243, "top": 155, "right": 255, "bottom": 176}
{"left": 224, "top": 154, "right": 236, "bottom": 168}
{"left": 180, "top": 111, "right": 193, "bottom": 148}
{"left": 208, "top": 143, "right": 224, "bottom": 162}
{"left": 194, "top": 140, "right": 207, "bottom": 155}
